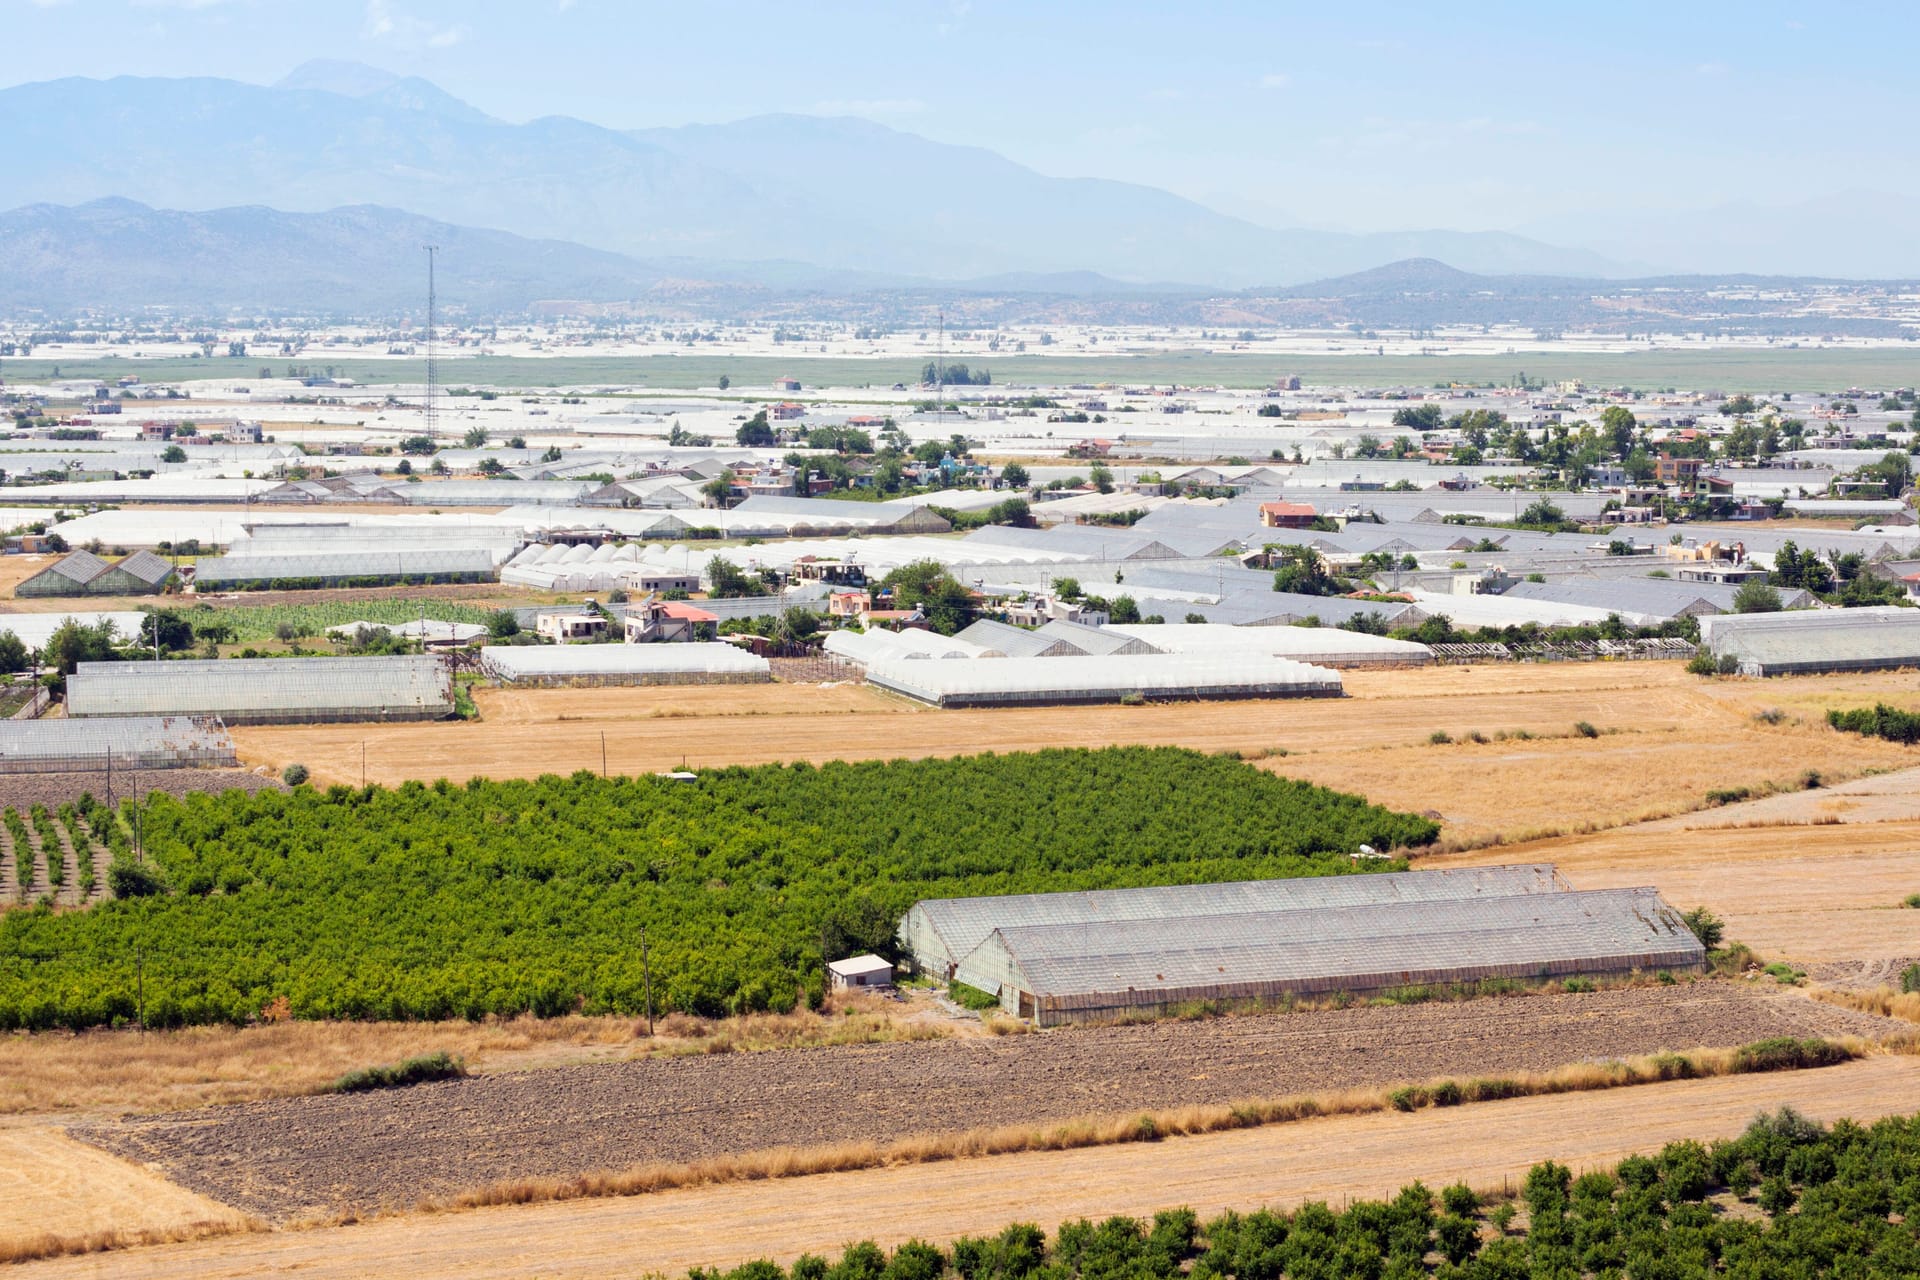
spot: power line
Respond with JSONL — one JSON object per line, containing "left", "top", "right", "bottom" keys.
{"left": 423, "top": 244, "right": 440, "bottom": 440}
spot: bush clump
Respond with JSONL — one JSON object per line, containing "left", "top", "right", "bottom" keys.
{"left": 1828, "top": 703, "right": 1920, "bottom": 744}
{"left": 1732, "top": 1037, "right": 1850, "bottom": 1073}
{"left": 332, "top": 1051, "right": 467, "bottom": 1093}
{"left": 281, "top": 763, "right": 310, "bottom": 786}
{"left": 948, "top": 981, "right": 1002, "bottom": 1012}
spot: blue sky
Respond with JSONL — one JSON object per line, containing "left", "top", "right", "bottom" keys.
{"left": 7, "top": 0, "right": 1917, "bottom": 249}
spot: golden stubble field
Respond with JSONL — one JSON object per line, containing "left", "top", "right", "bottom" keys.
{"left": 232, "top": 662, "right": 1920, "bottom": 844}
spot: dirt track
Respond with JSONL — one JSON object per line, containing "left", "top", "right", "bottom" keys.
{"left": 26, "top": 1056, "right": 1920, "bottom": 1280}
{"left": 77, "top": 983, "right": 1899, "bottom": 1222}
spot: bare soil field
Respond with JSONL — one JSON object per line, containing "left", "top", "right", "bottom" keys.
{"left": 22, "top": 1056, "right": 1920, "bottom": 1280}
{"left": 75, "top": 983, "right": 1899, "bottom": 1222}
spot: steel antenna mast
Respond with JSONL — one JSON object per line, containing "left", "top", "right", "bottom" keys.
{"left": 424, "top": 244, "right": 440, "bottom": 440}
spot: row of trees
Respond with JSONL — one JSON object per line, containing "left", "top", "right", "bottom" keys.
{"left": 683, "top": 1107, "right": 1920, "bottom": 1279}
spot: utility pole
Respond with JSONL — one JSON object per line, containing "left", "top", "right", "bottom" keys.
{"left": 600, "top": 731, "right": 607, "bottom": 779}
{"left": 640, "top": 925, "right": 654, "bottom": 1037}
{"left": 361, "top": 741, "right": 367, "bottom": 789}
{"left": 935, "top": 308, "right": 945, "bottom": 433}
{"left": 136, "top": 947, "right": 146, "bottom": 1033}
{"left": 423, "top": 245, "right": 440, "bottom": 441}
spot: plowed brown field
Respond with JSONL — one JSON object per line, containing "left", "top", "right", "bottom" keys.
{"left": 21, "top": 1056, "right": 1920, "bottom": 1280}
{"left": 74, "top": 984, "right": 1895, "bottom": 1222}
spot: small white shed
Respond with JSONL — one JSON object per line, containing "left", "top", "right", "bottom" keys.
{"left": 827, "top": 954, "right": 896, "bottom": 991}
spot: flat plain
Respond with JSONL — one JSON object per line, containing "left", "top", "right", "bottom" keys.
{"left": 9, "top": 661, "right": 1920, "bottom": 1273}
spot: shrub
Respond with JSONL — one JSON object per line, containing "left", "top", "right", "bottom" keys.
{"left": 1428, "top": 730, "right": 1451, "bottom": 744}
{"left": 1572, "top": 720, "right": 1599, "bottom": 738}
{"left": 1732, "top": 1037, "right": 1850, "bottom": 1073}
{"left": 1429, "top": 1081, "right": 1463, "bottom": 1107}
{"left": 1705, "top": 787, "right": 1752, "bottom": 807}
{"left": 281, "top": 763, "right": 310, "bottom": 786}
{"left": 1680, "top": 907, "right": 1724, "bottom": 949}
{"left": 1826, "top": 703, "right": 1920, "bottom": 744}
{"left": 1900, "top": 963, "right": 1920, "bottom": 995}
{"left": 949, "top": 982, "right": 1002, "bottom": 1012}
{"left": 331, "top": 1051, "right": 467, "bottom": 1093}
{"left": 1902, "top": 894, "right": 1920, "bottom": 909}
{"left": 1440, "top": 1183, "right": 1480, "bottom": 1217}
{"left": 1753, "top": 707, "right": 1786, "bottom": 725}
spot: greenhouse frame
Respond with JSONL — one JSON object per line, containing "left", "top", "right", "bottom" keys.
{"left": 948, "top": 886, "right": 1703, "bottom": 1026}
{"left": 864, "top": 652, "right": 1343, "bottom": 707}
{"left": 480, "top": 642, "right": 771, "bottom": 687}
{"left": 901, "top": 865, "right": 1572, "bottom": 978}
{"left": 66, "top": 656, "right": 455, "bottom": 724}
{"left": 189, "top": 549, "right": 497, "bottom": 590}
{"left": 0, "top": 716, "right": 237, "bottom": 773}
{"left": 1700, "top": 607, "right": 1920, "bottom": 676}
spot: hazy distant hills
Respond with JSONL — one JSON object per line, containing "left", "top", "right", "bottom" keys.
{"left": 0, "top": 199, "right": 691, "bottom": 314}
{"left": 0, "top": 63, "right": 1628, "bottom": 288}
{"left": 0, "top": 203, "right": 1899, "bottom": 339}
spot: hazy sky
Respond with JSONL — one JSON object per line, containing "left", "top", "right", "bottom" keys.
{"left": 6, "top": 0, "right": 1916, "bottom": 244}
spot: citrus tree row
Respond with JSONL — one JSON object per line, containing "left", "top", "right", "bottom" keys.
{"left": 0, "top": 747, "right": 1438, "bottom": 1030}
{"left": 686, "top": 1107, "right": 1920, "bottom": 1280}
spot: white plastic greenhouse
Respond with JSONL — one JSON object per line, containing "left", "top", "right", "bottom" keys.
{"left": 866, "top": 652, "right": 1342, "bottom": 707}
{"left": 823, "top": 629, "right": 998, "bottom": 666}
{"left": 480, "top": 642, "right": 770, "bottom": 687}
{"left": 1105, "top": 623, "right": 1433, "bottom": 668}
{"left": 66, "top": 656, "right": 454, "bottom": 724}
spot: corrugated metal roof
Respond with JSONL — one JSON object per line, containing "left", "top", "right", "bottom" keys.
{"left": 962, "top": 887, "right": 1701, "bottom": 1010}
{"left": 908, "top": 865, "right": 1569, "bottom": 973}
{"left": 67, "top": 656, "right": 452, "bottom": 719}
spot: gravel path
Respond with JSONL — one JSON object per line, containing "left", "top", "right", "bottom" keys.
{"left": 76, "top": 983, "right": 1901, "bottom": 1221}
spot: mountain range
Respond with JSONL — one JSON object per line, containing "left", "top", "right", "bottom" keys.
{"left": 0, "top": 199, "right": 1904, "bottom": 340}
{"left": 0, "top": 61, "right": 1630, "bottom": 290}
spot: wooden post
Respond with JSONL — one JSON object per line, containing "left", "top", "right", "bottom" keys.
{"left": 136, "top": 947, "right": 146, "bottom": 1034}
{"left": 600, "top": 731, "right": 607, "bottom": 779}
{"left": 641, "top": 925, "right": 654, "bottom": 1037}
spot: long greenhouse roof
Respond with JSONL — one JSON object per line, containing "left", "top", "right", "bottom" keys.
{"left": 481, "top": 642, "right": 769, "bottom": 678}
{"left": 963, "top": 887, "right": 1703, "bottom": 1003}
{"left": 192, "top": 549, "right": 498, "bottom": 582}
{"left": 866, "top": 652, "right": 1341, "bottom": 705}
{"left": 67, "top": 656, "right": 452, "bottom": 717}
{"left": 910, "top": 865, "right": 1571, "bottom": 970}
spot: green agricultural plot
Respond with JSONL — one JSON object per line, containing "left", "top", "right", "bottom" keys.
{"left": 0, "top": 747, "right": 1436, "bottom": 1029}
{"left": 8, "top": 347, "right": 1920, "bottom": 392}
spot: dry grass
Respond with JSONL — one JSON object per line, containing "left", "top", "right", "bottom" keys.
{"left": 1811, "top": 986, "right": 1920, "bottom": 1025}
{"left": 0, "top": 1217, "right": 262, "bottom": 1267}
{"left": 418, "top": 1035, "right": 1896, "bottom": 1219}
{"left": 0, "top": 995, "right": 951, "bottom": 1117}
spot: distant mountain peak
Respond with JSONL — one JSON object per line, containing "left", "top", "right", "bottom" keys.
{"left": 274, "top": 58, "right": 402, "bottom": 97}
{"left": 273, "top": 59, "right": 493, "bottom": 124}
